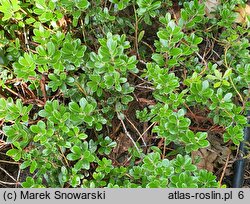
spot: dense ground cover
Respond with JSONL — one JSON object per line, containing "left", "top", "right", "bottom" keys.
{"left": 0, "top": 0, "right": 249, "bottom": 188}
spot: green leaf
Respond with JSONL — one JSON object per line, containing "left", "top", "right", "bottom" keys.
{"left": 79, "top": 97, "right": 88, "bottom": 108}
{"left": 22, "top": 177, "right": 35, "bottom": 188}
{"left": 220, "top": 102, "right": 234, "bottom": 110}
{"left": 71, "top": 146, "right": 81, "bottom": 155}
{"left": 157, "top": 30, "right": 169, "bottom": 40}
{"left": 193, "top": 36, "right": 203, "bottom": 45}
{"left": 87, "top": 81, "right": 97, "bottom": 92}
{"left": 30, "top": 125, "right": 40, "bottom": 133}
{"left": 20, "top": 161, "right": 31, "bottom": 170}
{"left": 107, "top": 38, "right": 117, "bottom": 52}
{"left": 19, "top": 53, "right": 34, "bottom": 67}
{"left": 74, "top": 159, "right": 85, "bottom": 171}
{"left": 61, "top": 166, "right": 68, "bottom": 175}
{"left": 223, "top": 69, "right": 232, "bottom": 78}
{"left": 71, "top": 175, "right": 81, "bottom": 187}
{"left": 214, "top": 81, "right": 221, "bottom": 88}
{"left": 104, "top": 75, "right": 114, "bottom": 88}
{"left": 152, "top": 53, "right": 165, "bottom": 66}
{"left": 6, "top": 149, "right": 21, "bottom": 161}
{"left": 69, "top": 102, "right": 80, "bottom": 113}
{"left": 83, "top": 104, "right": 94, "bottom": 115}
{"left": 78, "top": 133, "right": 88, "bottom": 140}
{"left": 181, "top": 9, "right": 188, "bottom": 21}
{"left": 121, "top": 95, "right": 133, "bottom": 104}
{"left": 222, "top": 80, "right": 230, "bottom": 86}
{"left": 83, "top": 115, "right": 94, "bottom": 125}
{"left": 75, "top": 0, "right": 90, "bottom": 10}
{"left": 202, "top": 80, "right": 209, "bottom": 90}
{"left": 223, "top": 93, "right": 232, "bottom": 102}
{"left": 67, "top": 153, "right": 81, "bottom": 161}
{"left": 47, "top": 41, "right": 55, "bottom": 56}
{"left": 214, "top": 70, "right": 222, "bottom": 79}
{"left": 169, "top": 48, "right": 182, "bottom": 56}
{"left": 138, "top": 30, "right": 145, "bottom": 43}
{"left": 30, "top": 160, "right": 38, "bottom": 173}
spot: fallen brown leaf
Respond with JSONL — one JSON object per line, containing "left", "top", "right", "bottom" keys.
{"left": 205, "top": 0, "right": 220, "bottom": 18}
{"left": 192, "top": 148, "right": 218, "bottom": 172}
{"left": 235, "top": 4, "right": 250, "bottom": 24}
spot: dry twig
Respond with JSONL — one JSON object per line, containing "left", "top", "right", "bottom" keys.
{"left": 219, "top": 153, "right": 231, "bottom": 187}
{"left": 0, "top": 166, "right": 17, "bottom": 182}
{"left": 124, "top": 115, "right": 146, "bottom": 147}
{"left": 117, "top": 113, "right": 141, "bottom": 155}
